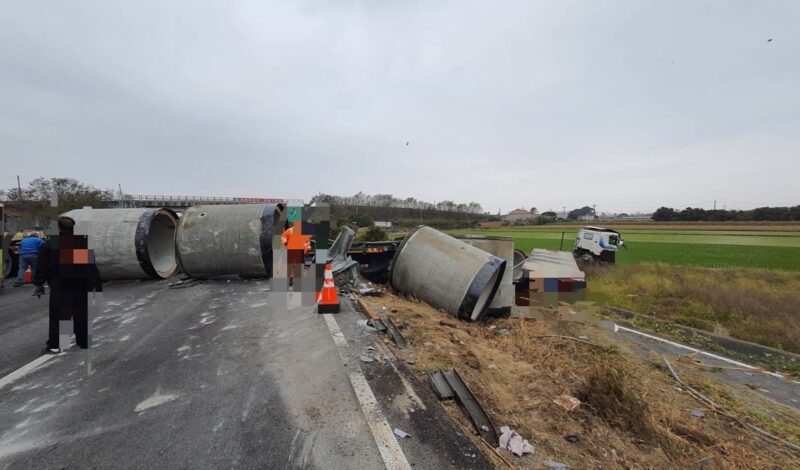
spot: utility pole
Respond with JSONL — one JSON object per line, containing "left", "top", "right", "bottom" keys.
{"left": 563, "top": 206, "right": 566, "bottom": 218}
{"left": 118, "top": 184, "right": 125, "bottom": 208}
{"left": 16, "top": 175, "right": 23, "bottom": 201}
{"left": 713, "top": 200, "right": 717, "bottom": 211}
{"left": 593, "top": 204, "right": 597, "bottom": 219}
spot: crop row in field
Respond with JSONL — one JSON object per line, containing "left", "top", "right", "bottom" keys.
{"left": 450, "top": 228, "right": 800, "bottom": 247}
{"left": 450, "top": 230, "right": 800, "bottom": 270}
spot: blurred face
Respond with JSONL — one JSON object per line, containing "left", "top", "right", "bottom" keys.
{"left": 58, "top": 218, "right": 75, "bottom": 235}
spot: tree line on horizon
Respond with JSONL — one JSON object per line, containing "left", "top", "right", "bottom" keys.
{"left": 1, "top": 177, "right": 114, "bottom": 220}
{"left": 310, "top": 192, "right": 484, "bottom": 214}
{"left": 652, "top": 206, "right": 800, "bottom": 222}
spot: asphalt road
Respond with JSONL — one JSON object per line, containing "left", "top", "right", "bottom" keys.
{"left": 0, "top": 279, "right": 488, "bottom": 469}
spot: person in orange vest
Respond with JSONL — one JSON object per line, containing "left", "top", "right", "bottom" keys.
{"left": 281, "top": 220, "right": 311, "bottom": 287}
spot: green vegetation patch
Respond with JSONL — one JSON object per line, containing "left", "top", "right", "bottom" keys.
{"left": 589, "top": 263, "right": 800, "bottom": 355}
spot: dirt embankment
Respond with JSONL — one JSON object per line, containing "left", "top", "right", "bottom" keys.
{"left": 362, "top": 293, "right": 800, "bottom": 469}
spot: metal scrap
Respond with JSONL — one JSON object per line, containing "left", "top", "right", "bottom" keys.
{"left": 442, "top": 369, "right": 499, "bottom": 445}
{"left": 428, "top": 371, "right": 454, "bottom": 400}
{"left": 328, "top": 226, "right": 358, "bottom": 274}
{"left": 382, "top": 317, "right": 408, "bottom": 348}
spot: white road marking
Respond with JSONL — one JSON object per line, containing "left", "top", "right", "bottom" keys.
{"left": 0, "top": 354, "right": 58, "bottom": 391}
{"left": 134, "top": 391, "right": 179, "bottom": 412}
{"left": 323, "top": 314, "right": 412, "bottom": 470}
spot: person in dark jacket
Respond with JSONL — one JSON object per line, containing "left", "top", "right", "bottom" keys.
{"left": 33, "top": 216, "right": 102, "bottom": 353}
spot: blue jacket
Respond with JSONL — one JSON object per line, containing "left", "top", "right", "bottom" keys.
{"left": 19, "top": 236, "right": 45, "bottom": 256}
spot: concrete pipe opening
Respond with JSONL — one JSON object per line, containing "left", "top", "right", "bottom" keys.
{"left": 64, "top": 208, "right": 178, "bottom": 280}
{"left": 390, "top": 226, "right": 506, "bottom": 322}
{"left": 457, "top": 236, "right": 515, "bottom": 317}
{"left": 143, "top": 210, "right": 179, "bottom": 278}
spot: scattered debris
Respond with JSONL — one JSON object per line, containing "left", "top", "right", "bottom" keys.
{"left": 498, "top": 426, "right": 534, "bottom": 457}
{"left": 553, "top": 395, "right": 581, "bottom": 411}
{"left": 383, "top": 317, "right": 408, "bottom": 348}
{"left": 360, "top": 355, "right": 375, "bottom": 363}
{"left": 356, "top": 319, "right": 377, "bottom": 333}
{"left": 393, "top": 428, "right": 410, "bottom": 439}
{"left": 328, "top": 226, "right": 358, "bottom": 274}
{"left": 695, "top": 456, "right": 716, "bottom": 468}
{"left": 495, "top": 328, "right": 511, "bottom": 336}
{"left": 533, "top": 335, "right": 606, "bottom": 349}
{"left": 691, "top": 409, "right": 705, "bottom": 418}
{"left": 442, "top": 369, "right": 499, "bottom": 445}
{"left": 428, "top": 371, "right": 454, "bottom": 400}
{"left": 369, "top": 318, "right": 387, "bottom": 332}
{"left": 168, "top": 278, "right": 204, "bottom": 289}
{"left": 662, "top": 355, "right": 800, "bottom": 455}
{"left": 542, "top": 460, "right": 569, "bottom": 470}
{"left": 564, "top": 434, "right": 579, "bottom": 443}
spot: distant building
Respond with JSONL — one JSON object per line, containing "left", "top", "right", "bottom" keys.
{"left": 374, "top": 221, "right": 392, "bottom": 228}
{"left": 503, "top": 208, "right": 531, "bottom": 222}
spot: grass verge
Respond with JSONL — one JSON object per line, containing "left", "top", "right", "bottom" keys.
{"left": 587, "top": 263, "right": 800, "bottom": 354}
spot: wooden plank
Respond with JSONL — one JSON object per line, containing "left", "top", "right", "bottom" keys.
{"left": 356, "top": 297, "right": 380, "bottom": 320}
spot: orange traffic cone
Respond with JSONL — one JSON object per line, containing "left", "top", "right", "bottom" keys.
{"left": 24, "top": 266, "right": 33, "bottom": 283}
{"left": 317, "top": 263, "right": 340, "bottom": 313}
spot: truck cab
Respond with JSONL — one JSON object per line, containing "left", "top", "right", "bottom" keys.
{"left": 573, "top": 226, "right": 624, "bottom": 262}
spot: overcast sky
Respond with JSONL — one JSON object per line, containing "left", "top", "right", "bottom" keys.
{"left": 2, "top": 1, "right": 798, "bottom": 214}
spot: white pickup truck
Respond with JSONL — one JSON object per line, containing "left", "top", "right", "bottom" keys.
{"left": 573, "top": 226, "right": 625, "bottom": 262}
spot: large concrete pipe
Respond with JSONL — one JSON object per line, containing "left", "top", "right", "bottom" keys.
{"left": 64, "top": 208, "right": 178, "bottom": 280}
{"left": 176, "top": 204, "right": 283, "bottom": 279}
{"left": 457, "top": 236, "right": 514, "bottom": 316}
{"left": 390, "top": 226, "right": 506, "bottom": 322}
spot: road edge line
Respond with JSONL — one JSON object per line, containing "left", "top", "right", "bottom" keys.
{"left": 322, "top": 314, "right": 412, "bottom": 470}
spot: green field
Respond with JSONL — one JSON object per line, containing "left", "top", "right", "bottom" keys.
{"left": 448, "top": 227, "right": 800, "bottom": 270}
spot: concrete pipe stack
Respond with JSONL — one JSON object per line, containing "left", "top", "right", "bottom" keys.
{"left": 176, "top": 204, "right": 284, "bottom": 279}
{"left": 389, "top": 226, "right": 506, "bottom": 322}
{"left": 64, "top": 208, "right": 179, "bottom": 280}
{"left": 457, "top": 236, "right": 515, "bottom": 316}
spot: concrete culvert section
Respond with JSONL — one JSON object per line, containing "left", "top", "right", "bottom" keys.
{"left": 457, "top": 236, "right": 515, "bottom": 317}
{"left": 176, "top": 204, "right": 284, "bottom": 279}
{"left": 389, "top": 226, "right": 506, "bottom": 322}
{"left": 64, "top": 208, "right": 178, "bottom": 280}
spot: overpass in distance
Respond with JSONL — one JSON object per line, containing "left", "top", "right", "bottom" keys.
{"left": 111, "top": 195, "right": 287, "bottom": 210}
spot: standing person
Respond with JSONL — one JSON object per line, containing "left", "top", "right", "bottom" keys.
{"left": 33, "top": 216, "right": 102, "bottom": 354}
{"left": 281, "top": 220, "right": 311, "bottom": 288}
{"left": 13, "top": 233, "right": 44, "bottom": 287}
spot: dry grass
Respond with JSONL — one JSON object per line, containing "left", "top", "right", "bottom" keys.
{"left": 363, "top": 293, "right": 800, "bottom": 469}
{"left": 588, "top": 263, "right": 800, "bottom": 354}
